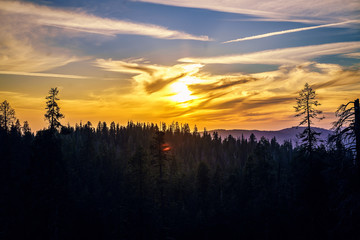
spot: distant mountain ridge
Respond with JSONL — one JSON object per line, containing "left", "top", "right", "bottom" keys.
{"left": 209, "top": 127, "right": 333, "bottom": 145}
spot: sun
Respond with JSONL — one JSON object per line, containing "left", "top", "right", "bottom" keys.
{"left": 169, "top": 76, "right": 200, "bottom": 104}
{"left": 170, "top": 82, "right": 194, "bottom": 103}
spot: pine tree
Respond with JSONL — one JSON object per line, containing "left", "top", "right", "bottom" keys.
{"left": 44, "top": 87, "right": 64, "bottom": 130}
{"left": 332, "top": 98, "right": 360, "bottom": 167}
{"left": 11, "top": 119, "right": 21, "bottom": 135}
{"left": 0, "top": 100, "right": 16, "bottom": 131}
{"left": 197, "top": 161, "right": 210, "bottom": 214}
{"left": 294, "top": 83, "right": 324, "bottom": 154}
{"left": 152, "top": 130, "right": 168, "bottom": 215}
{"left": 197, "top": 161, "right": 209, "bottom": 197}
{"left": 22, "top": 121, "right": 31, "bottom": 133}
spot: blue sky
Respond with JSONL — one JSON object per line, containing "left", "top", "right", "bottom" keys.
{"left": 0, "top": 0, "right": 359, "bottom": 130}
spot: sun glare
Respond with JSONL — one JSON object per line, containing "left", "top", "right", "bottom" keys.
{"left": 168, "top": 75, "right": 202, "bottom": 105}
{"left": 170, "top": 81, "right": 195, "bottom": 103}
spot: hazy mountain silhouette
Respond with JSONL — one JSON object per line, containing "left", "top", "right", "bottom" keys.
{"left": 210, "top": 126, "right": 333, "bottom": 145}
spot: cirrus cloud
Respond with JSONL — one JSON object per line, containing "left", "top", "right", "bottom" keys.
{"left": 0, "top": 30, "right": 85, "bottom": 73}
{"left": 135, "top": 0, "right": 360, "bottom": 23}
{"left": 179, "top": 41, "right": 360, "bottom": 65}
{"left": 0, "top": 1, "right": 210, "bottom": 41}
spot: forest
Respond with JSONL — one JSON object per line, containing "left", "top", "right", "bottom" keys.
{"left": 0, "top": 86, "right": 359, "bottom": 240}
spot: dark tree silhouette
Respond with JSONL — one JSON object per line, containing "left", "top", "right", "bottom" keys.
{"left": 152, "top": 130, "right": 168, "bottom": 217}
{"left": 197, "top": 161, "right": 209, "bottom": 198}
{"left": 356, "top": 99, "right": 360, "bottom": 167}
{"left": 0, "top": 100, "right": 16, "bottom": 131}
{"left": 45, "top": 87, "right": 64, "bottom": 130}
{"left": 332, "top": 98, "right": 360, "bottom": 167}
{"left": 294, "top": 83, "right": 324, "bottom": 154}
{"left": 22, "top": 121, "right": 31, "bottom": 134}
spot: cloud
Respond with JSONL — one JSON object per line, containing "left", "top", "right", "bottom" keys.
{"left": 0, "top": 71, "right": 89, "bottom": 79}
{"left": 0, "top": 1, "right": 208, "bottom": 76}
{"left": 135, "top": 0, "right": 360, "bottom": 23}
{"left": 209, "top": 96, "right": 249, "bottom": 110}
{"left": 144, "top": 73, "right": 187, "bottom": 93}
{"left": 0, "top": 7, "right": 88, "bottom": 73}
{"left": 0, "top": 1, "right": 209, "bottom": 41}
{"left": 179, "top": 41, "right": 360, "bottom": 65}
{"left": 0, "top": 29, "right": 84, "bottom": 72}
{"left": 240, "top": 96, "right": 295, "bottom": 111}
{"left": 310, "top": 68, "right": 360, "bottom": 89}
{"left": 95, "top": 58, "right": 360, "bottom": 117}
{"left": 223, "top": 20, "right": 358, "bottom": 43}
{"left": 188, "top": 76, "right": 256, "bottom": 94}
{"left": 94, "top": 59, "right": 159, "bottom": 75}
{"left": 95, "top": 58, "right": 204, "bottom": 94}
{"left": 187, "top": 62, "right": 359, "bottom": 129}
{"left": 4, "top": 56, "right": 360, "bottom": 131}
{"left": 343, "top": 52, "right": 360, "bottom": 59}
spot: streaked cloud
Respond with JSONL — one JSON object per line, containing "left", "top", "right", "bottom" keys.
{"left": 145, "top": 73, "right": 187, "bottom": 94}
{"left": 188, "top": 77, "right": 255, "bottom": 95}
{"left": 95, "top": 58, "right": 204, "bottom": 94}
{"left": 0, "top": 1, "right": 209, "bottom": 41}
{"left": 223, "top": 20, "right": 357, "bottom": 43}
{"left": 136, "top": 0, "right": 360, "bottom": 23}
{"left": 0, "top": 6, "right": 87, "bottom": 73}
{"left": 0, "top": 1, "right": 208, "bottom": 77}
{"left": 0, "top": 29, "right": 83, "bottom": 72}
{"left": 0, "top": 71, "right": 89, "bottom": 79}
{"left": 3, "top": 56, "right": 359, "bottom": 130}
{"left": 343, "top": 52, "right": 360, "bottom": 59}
{"left": 91, "top": 54, "right": 360, "bottom": 130}
{"left": 94, "top": 59, "right": 161, "bottom": 75}
{"left": 179, "top": 42, "right": 360, "bottom": 65}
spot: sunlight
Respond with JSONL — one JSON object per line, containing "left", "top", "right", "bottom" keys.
{"left": 170, "top": 81, "right": 195, "bottom": 103}
{"left": 169, "top": 76, "right": 200, "bottom": 104}
{"left": 180, "top": 63, "right": 203, "bottom": 73}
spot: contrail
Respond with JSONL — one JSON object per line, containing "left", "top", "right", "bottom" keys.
{"left": 223, "top": 20, "right": 356, "bottom": 44}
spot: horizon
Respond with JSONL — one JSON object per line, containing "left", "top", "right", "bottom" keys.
{"left": 1, "top": 0, "right": 359, "bottom": 131}
{"left": 15, "top": 119, "right": 335, "bottom": 134}
{"left": 210, "top": 126, "right": 333, "bottom": 132}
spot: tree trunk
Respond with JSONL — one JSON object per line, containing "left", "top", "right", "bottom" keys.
{"left": 354, "top": 99, "right": 360, "bottom": 169}
{"left": 4, "top": 105, "right": 7, "bottom": 130}
{"left": 306, "top": 97, "right": 312, "bottom": 154}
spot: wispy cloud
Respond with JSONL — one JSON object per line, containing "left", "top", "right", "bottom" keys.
{"left": 0, "top": 30, "right": 84, "bottom": 72}
{"left": 144, "top": 73, "right": 187, "bottom": 94}
{"left": 223, "top": 20, "right": 357, "bottom": 43}
{"left": 4, "top": 57, "right": 360, "bottom": 130}
{"left": 93, "top": 55, "right": 360, "bottom": 130}
{"left": 0, "top": 1, "right": 209, "bottom": 41}
{"left": 188, "top": 76, "right": 256, "bottom": 95}
{"left": 179, "top": 41, "right": 360, "bottom": 65}
{"left": 343, "top": 52, "right": 360, "bottom": 59}
{"left": 94, "top": 59, "right": 160, "bottom": 75}
{"left": 95, "top": 58, "right": 204, "bottom": 94}
{"left": 135, "top": 0, "right": 360, "bottom": 23}
{"left": 0, "top": 71, "right": 89, "bottom": 79}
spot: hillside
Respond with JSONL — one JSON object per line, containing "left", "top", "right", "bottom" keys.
{"left": 210, "top": 126, "right": 333, "bottom": 145}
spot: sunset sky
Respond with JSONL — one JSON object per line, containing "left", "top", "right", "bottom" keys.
{"left": 0, "top": 0, "right": 359, "bottom": 131}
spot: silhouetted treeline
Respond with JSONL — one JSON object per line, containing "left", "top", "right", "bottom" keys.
{"left": 0, "top": 121, "right": 359, "bottom": 240}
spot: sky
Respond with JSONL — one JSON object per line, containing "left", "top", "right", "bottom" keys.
{"left": 0, "top": 0, "right": 359, "bottom": 131}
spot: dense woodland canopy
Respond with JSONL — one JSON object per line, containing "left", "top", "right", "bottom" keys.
{"left": 0, "top": 87, "right": 359, "bottom": 239}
